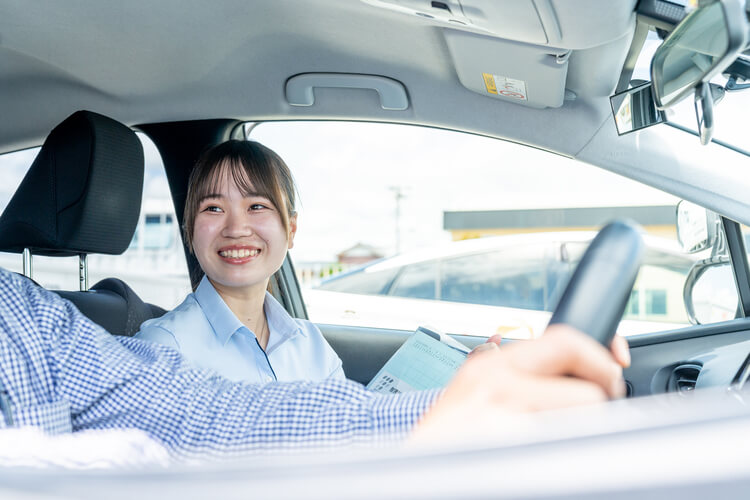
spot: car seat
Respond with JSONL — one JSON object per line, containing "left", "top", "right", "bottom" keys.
{"left": 0, "top": 110, "right": 166, "bottom": 336}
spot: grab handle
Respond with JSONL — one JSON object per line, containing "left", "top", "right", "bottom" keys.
{"left": 285, "top": 73, "right": 409, "bottom": 110}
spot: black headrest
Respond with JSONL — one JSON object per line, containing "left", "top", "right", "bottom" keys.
{"left": 0, "top": 111, "right": 144, "bottom": 256}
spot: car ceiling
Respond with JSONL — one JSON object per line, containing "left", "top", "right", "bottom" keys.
{"left": 1, "top": 0, "right": 634, "bottom": 150}
{"left": 3, "top": 0, "right": 750, "bottom": 226}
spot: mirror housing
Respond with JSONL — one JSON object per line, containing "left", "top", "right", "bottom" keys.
{"left": 684, "top": 260, "right": 739, "bottom": 324}
{"left": 651, "top": 0, "right": 747, "bottom": 109}
{"left": 610, "top": 83, "right": 667, "bottom": 135}
{"left": 693, "top": 82, "right": 726, "bottom": 145}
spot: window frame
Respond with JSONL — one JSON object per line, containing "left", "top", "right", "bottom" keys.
{"left": 723, "top": 218, "right": 750, "bottom": 318}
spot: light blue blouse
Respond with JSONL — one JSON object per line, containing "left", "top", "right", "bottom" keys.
{"left": 135, "top": 276, "right": 344, "bottom": 384}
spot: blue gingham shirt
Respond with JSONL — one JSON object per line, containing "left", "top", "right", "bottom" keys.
{"left": 135, "top": 275, "right": 344, "bottom": 383}
{"left": 0, "top": 268, "right": 439, "bottom": 459}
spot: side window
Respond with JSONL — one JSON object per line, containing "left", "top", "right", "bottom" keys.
{"left": 440, "top": 246, "right": 548, "bottom": 310}
{"left": 132, "top": 215, "right": 175, "bottom": 250}
{"left": 389, "top": 261, "right": 438, "bottom": 300}
{"left": 317, "top": 266, "right": 399, "bottom": 294}
{"left": 0, "top": 147, "right": 42, "bottom": 276}
{"left": 143, "top": 214, "right": 173, "bottom": 249}
{"left": 0, "top": 135, "right": 191, "bottom": 310}
{"left": 249, "top": 121, "right": 736, "bottom": 339}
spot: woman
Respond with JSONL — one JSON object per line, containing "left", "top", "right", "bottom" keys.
{"left": 136, "top": 140, "right": 344, "bottom": 383}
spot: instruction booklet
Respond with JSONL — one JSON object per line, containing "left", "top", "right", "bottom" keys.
{"left": 367, "top": 326, "right": 470, "bottom": 394}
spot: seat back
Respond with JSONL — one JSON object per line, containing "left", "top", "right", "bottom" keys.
{"left": 0, "top": 110, "right": 165, "bottom": 336}
{"left": 56, "top": 279, "right": 166, "bottom": 337}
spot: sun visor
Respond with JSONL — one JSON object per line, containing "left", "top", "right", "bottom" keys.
{"left": 361, "top": 0, "right": 637, "bottom": 108}
{"left": 361, "top": 0, "right": 636, "bottom": 48}
{"left": 444, "top": 30, "right": 569, "bottom": 109}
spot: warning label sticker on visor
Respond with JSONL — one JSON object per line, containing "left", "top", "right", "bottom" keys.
{"left": 482, "top": 74, "right": 527, "bottom": 101}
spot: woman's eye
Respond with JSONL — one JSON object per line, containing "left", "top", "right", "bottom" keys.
{"left": 249, "top": 203, "right": 268, "bottom": 211}
{"left": 201, "top": 205, "right": 223, "bottom": 213}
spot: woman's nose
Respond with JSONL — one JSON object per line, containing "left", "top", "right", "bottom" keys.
{"left": 222, "top": 211, "right": 253, "bottom": 238}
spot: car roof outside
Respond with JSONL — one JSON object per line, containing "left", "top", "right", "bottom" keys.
{"left": 320, "top": 230, "right": 692, "bottom": 280}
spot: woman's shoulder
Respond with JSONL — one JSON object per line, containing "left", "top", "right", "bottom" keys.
{"left": 290, "top": 318, "right": 340, "bottom": 353}
{"left": 290, "top": 316, "right": 324, "bottom": 338}
{"left": 137, "top": 293, "right": 203, "bottom": 339}
{"left": 290, "top": 318, "right": 345, "bottom": 379}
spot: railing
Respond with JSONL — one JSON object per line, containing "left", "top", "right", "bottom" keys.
{"left": 295, "top": 262, "right": 351, "bottom": 288}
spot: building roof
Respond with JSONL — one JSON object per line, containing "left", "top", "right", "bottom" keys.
{"left": 337, "top": 243, "right": 383, "bottom": 259}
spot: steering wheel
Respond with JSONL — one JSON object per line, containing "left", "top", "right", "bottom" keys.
{"left": 548, "top": 220, "right": 644, "bottom": 347}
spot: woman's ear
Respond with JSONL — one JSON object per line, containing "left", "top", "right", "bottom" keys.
{"left": 287, "top": 212, "right": 298, "bottom": 249}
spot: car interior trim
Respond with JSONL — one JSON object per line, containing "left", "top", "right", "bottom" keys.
{"left": 627, "top": 317, "right": 750, "bottom": 348}
{"left": 722, "top": 217, "right": 750, "bottom": 316}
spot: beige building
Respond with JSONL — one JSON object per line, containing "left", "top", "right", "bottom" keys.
{"left": 444, "top": 206, "right": 677, "bottom": 241}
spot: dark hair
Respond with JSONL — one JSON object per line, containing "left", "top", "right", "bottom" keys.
{"left": 183, "top": 140, "right": 297, "bottom": 252}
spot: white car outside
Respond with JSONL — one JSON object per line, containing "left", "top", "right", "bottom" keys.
{"left": 304, "top": 231, "right": 698, "bottom": 338}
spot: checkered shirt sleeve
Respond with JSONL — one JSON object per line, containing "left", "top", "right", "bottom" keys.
{"left": 0, "top": 270, "right": 439, "bottom": 459}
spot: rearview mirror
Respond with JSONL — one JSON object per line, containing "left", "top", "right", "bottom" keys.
{"left": 651, "top": 0, "right": 747, "bottom": 109}
{"left": 610, "top": 83, "right": 666, "bottom": 135}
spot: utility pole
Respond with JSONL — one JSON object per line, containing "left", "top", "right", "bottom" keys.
{"left": 389, "top": 186, "right": 406, "bottom": 254}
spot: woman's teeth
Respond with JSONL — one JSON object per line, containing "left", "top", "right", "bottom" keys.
{"left": 219, "top": 249, "right": 259, "bottom": 258}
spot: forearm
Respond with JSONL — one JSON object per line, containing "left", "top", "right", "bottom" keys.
{"left": 75, "top": 338, "right": 439, "bottom": 457}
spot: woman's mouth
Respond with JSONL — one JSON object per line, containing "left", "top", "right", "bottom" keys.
{"left": 218, "top": 248, "right": 260, "bottom": 258}
{"left": 217, "top": 247, "right": 261, "bottom": 263}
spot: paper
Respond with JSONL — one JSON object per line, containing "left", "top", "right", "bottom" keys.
{"left": 367, "top": 327, "right": 468, "bottom": 394}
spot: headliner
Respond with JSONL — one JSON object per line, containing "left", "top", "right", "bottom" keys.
{"left": 0, "top": 0, "right": 635, "bottom": 154}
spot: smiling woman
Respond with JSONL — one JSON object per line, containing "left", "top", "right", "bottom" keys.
{"left": 185, "top": 141, "right": 297, "bottom": 300}
{"left": 134, "top": 140, "right": 345, "bottom": 384}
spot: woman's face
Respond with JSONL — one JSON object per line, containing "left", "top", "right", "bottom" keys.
{"left": 191, "top": 169, "right": 296, "bottom": 296}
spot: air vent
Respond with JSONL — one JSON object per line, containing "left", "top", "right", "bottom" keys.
{"left": 667, "top": 363, "right": 702, "bottom": 394}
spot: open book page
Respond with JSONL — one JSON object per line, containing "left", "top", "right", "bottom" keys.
{"left": 367, "top": 327, "right": 469, "bottom": 394}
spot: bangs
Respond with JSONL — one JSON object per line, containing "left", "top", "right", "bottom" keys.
{"left": 197, "top": 157, "right": 280, "bottom": 212}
